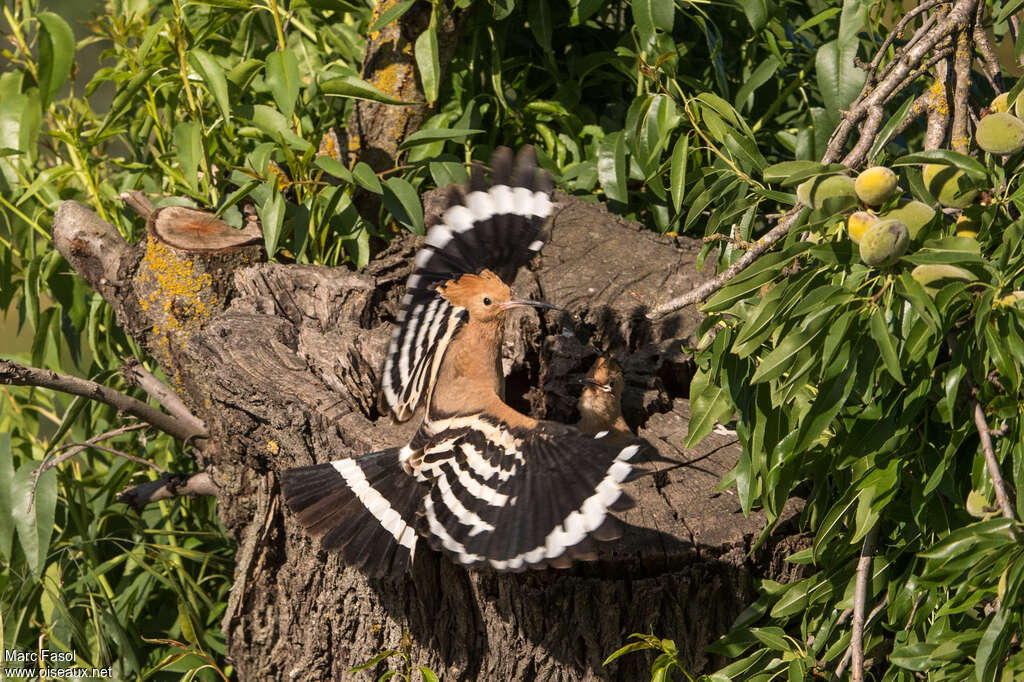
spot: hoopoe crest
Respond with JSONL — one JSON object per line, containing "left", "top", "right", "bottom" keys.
{"left": 281, "top": 148, "right": 653, "bottom": 576}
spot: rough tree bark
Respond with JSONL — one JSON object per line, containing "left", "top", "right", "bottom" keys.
{"left": 347, "top": 0, "right": 466, "bottom": 171}
{"left": 51, "top": 194, "right": 801, "bottom": 681}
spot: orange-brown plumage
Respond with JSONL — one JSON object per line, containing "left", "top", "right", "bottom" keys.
{"left": 576, "top": 356, "right": 631, "bottom": 436}
{"left": 431, "top": 269, "right": 540, "bottom": 428}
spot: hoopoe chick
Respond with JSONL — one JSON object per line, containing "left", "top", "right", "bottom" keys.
{"left": 577, "top": 356, "right": 630, "bottom": 436}
{"left": 281, "top": 147, "right": 653, "bottom": 577}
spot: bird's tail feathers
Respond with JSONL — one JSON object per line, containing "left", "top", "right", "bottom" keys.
{"left": 280, "top": 447, "right": 423, "bottom": 578}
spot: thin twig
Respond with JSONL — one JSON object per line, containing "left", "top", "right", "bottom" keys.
{"left": 892, "top": 93, "right": 932, "bottom": 138}
{"left": 866, "top": 0, "right": 946, "bottom": 80}
{"left": 646, "top": 209, "right": 802, "bottom": 318}
{"left": 30, "top": 423, "right": 150, "bottom": 507}
{"left": 122, "top": 360, "right": 206, "bottom": 434}
{"left": 883, "top": 47, "right": 956, "bottom": 106}
{"left": 851, "top": 523, "right": 879, "bottom": 682}
{"left": 973, "top": 2, "right": 1003, "bottom": 92}
{"left": 834, "top": 593, "right": 888, "bottom": 681}
{"left": 118, "top": 472, "right": 217, "bottom": 511}
{"left": 972, "top": 400, "right": 1018, "bottom": 522}
{"left": 36, "top": 423, "right": 148, "bottom": 479}
{"left": 0, "top": 358, "right": 206, "bottom": 443}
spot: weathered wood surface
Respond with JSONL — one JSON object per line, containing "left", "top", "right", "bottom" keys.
{"left": 52, "top": 194, "right": 796, "bottom": 681}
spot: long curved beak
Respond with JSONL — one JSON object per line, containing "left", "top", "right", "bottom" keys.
{"left": 498, "top": 299, "right": 567, "bottom": 313}
{"left": 580, "top": 377, "right": 614, "bottom": 392}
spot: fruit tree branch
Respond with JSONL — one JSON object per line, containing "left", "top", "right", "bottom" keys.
{"left": 649, "top": 0, "right": 980, "bottom": 318}
{"left": 850, "top": 522, "right": 880, "bottom": 682}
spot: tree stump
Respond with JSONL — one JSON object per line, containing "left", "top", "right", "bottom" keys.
{"left": 52, "top": 194, "right": 795, "bottom": 681}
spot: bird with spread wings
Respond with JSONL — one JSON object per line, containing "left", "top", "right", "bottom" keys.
{"left": 281, "top": 147, "right": 654, "bottom": 576}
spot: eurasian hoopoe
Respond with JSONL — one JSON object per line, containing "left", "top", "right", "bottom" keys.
{"left": 281, "top": 148, "right": 651, "bottom": 576}
{"left": 576, "top": 356, "right": 631, "bottom": 437}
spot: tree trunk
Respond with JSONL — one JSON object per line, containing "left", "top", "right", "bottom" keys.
{"left": 52, "top": 194, "right": 800, "bottom": 681}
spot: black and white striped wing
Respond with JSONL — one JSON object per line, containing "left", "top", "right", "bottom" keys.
{"left": 380, "top": 147, "right": 554, "bottom": 421}
{"left": 280, "top": 448, "right": 425, "bottom": 578}
{"left": 380, "top": 293, "right": 467, "bottom": 422}
{"left": 413, "top": 417, "right": 647, "bottom": 571}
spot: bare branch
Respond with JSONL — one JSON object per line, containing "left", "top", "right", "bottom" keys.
{"left": 973, "top": 2, "right": 1004, "bottom": 92}
{"left": 119, "top": 190, "right": 155, "bottom": 219}
{"left": 892, "top": 93, "right": 932, "bottom": 138}
{"left": 883, "top": 47, "right": 956, "bottom": 105}
{"left": 866, "top": 0, "right": 946, "bottom": 81}
{"left": 834, "top": 593, "right": 888, "bottom": 681}
{"left": 36, "top": 424, "right": 149, "bottom": 480}
{"left": 850, "top": 523, "right": 880, "bottom": 682}
{"left": 118, "top": 472, "right": 217, "bottom": 511}
{"left": 646, "top": 210, "right": 802, "bottom": 318}
{"left": 950, "top": 28, "right": 973, "bottom": 154}
{"left": 972, "top": 400, "right": 1018, "bottom": 523}
{"left": 30, "top": 424, "right": 151, "bottom": 507}
{"left": 842, "top": 107, "right": 886, "bottom": 168}
{"left": 122, "top": 359, "right": 207, "bottom": 435}
{"left": 0, "top": 358, "right": 206, "bottom": 443}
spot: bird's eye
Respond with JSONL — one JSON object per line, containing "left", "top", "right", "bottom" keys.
{"left": 482, "top": 297, "right": 493, "bottom": 306}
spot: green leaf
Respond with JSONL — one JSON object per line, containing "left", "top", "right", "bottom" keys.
{"left": 314, "top": 155, "right": 353, "bottom": 182}
{"left": 399, "top": 128, "right": 484, "bottom": 150}
{"left": 891, "top": 150, "right": 988, "bottom": 180}
{"left": 350, "top": 650, "right": 399, "bottom": 672}
{"left": 178, "top": 602, "right": 199, "bottom": 646}
{"left": 188, "top": 49, "right": 232, "bottom": 124}
{"left": 869, "top": 308, "right": 904, "bottom": 384}
{"left": 633, "top": 0, "right": 675, "bottom": 50}
{"left": 815, "top": 38, "right": 866, "bottom": 121}
{"left": 415, "top": 25, "right": 440, "bottom": 104}
{"left": 763, "top": 161, "right": 827, "bottom": 184}
{"left": 669, "top": 135, "right": 688, "bottom": 212}
{"left": 751, "top": 330, "right": 817, "bottom": 384}
{"left": 353, "top": 162, "right": 383, "bottom": 194}
{"left": 36, "top": 12, "right": 75, "bottom": 107}
{"left": 383, "top": 177, "right": 425, "bottom": 235}
{"left": 258, "top": 184, "right": 285, "bottom": 258}
{"left": 11, "top": 461, "right": 57, "bottom": 577}
{"left": 0, "top": 433, "right": 14, "bottom": 559}
{"left": 265, "top": 49, "right": 300, "bottom": 119}
{"left": 416, "top": 668, "right": 439, "bottom": 682}
{"left": 367, "top": 0, "right": 416, "bottom": 33}
{"left": 685, "top": 369, "right": 734, "bottom": 447}
{"left": 23, "top": 255, "right": 41, "bottom": 332}
{"left": 321, "top": 75, "right": 414, "bottom": 105}
{"left": 597, "top": 131, "right": 627, "bottom": 204}
{"left": 173, "top": 121, "right": 202, "bottom": 194}
{"left": 527, "top": 0, "right": 553, "bottom": 52}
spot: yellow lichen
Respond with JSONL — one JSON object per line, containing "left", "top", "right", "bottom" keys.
{"left": 137, "top": 239, "right": 220, "bottom": 377}
{"left": 266, "top": 440, "right": 280, "bottom": 454}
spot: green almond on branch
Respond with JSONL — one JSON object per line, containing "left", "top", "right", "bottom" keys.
{"left": 846, "top": 210, "right": 878, "bottom": 244}
{"left": 859, "top": 219, "right": 909, "bottom": 267}
{"left": 796, "top": 174, "right": 857, "bottom": 210}
{"left": 854, "top": 166, "right": 898, "bottom": 206}
{"left": 976, "top": 112, "right": 1024, "bottom": 155}
{"left": 922, "top": 163, "right": 978, "bottom": 209}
